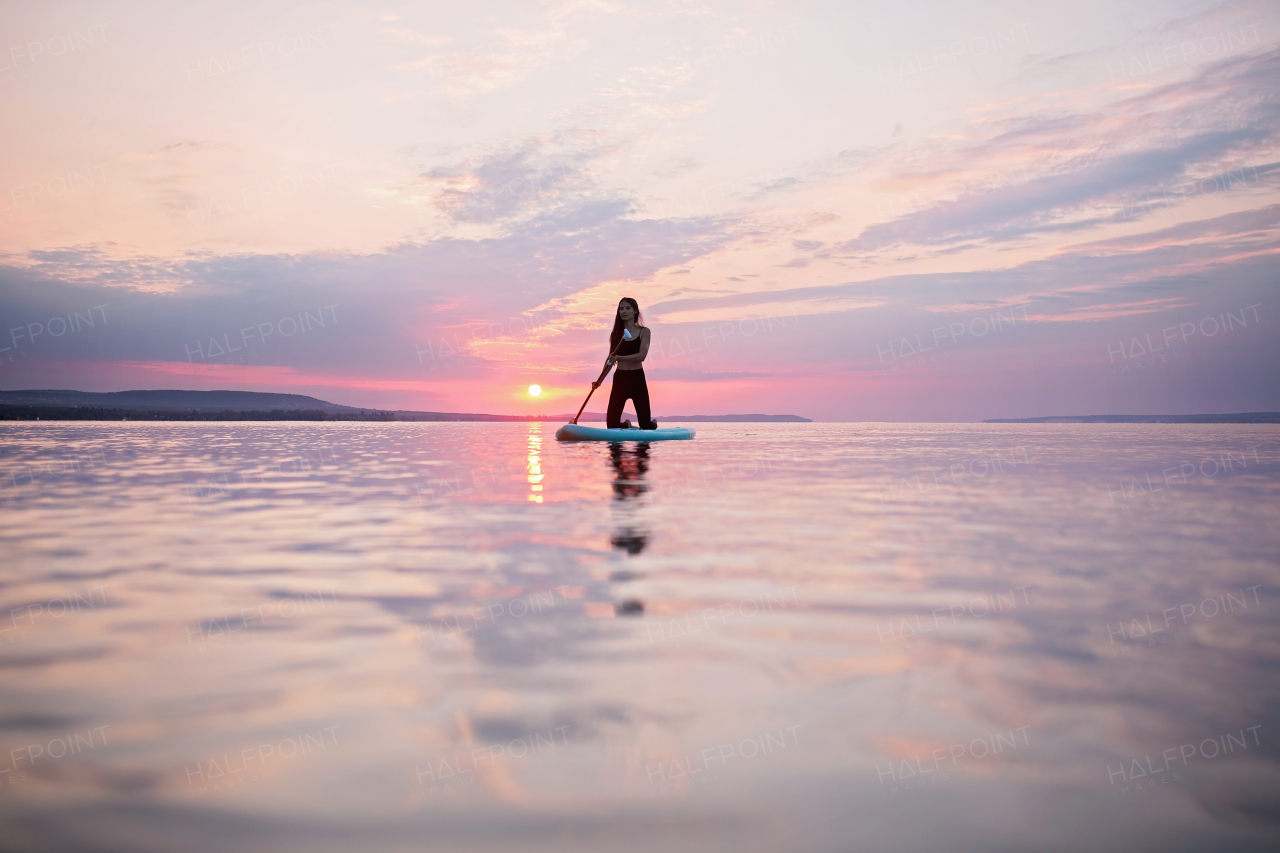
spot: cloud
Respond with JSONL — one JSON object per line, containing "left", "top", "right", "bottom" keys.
{"left": 395, "top": 8, "right": 590, "bottom": 101}
{"left": 644, "top": 368, "right": 769, "bottom": 381}
{"left": 841, "top": 48, "right": 1280, "bottom": 253}
{"left": 380, "top": 27, "right": 452, "bottom": 47}
{"left": 423, "top": 138, "right": 608, "bottom": 224}
{"left": 1061, "top": 202, "right": 1280, "bottom": 254}
{"left": 648, "top": 202, "right": 1280, "bottom": 331}
{"left": 0, "top": 202, "right": 734, "bottom": 387}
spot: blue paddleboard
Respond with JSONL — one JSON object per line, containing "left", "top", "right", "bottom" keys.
{"left": 555, "top": 423, "right": 696, "bottom": 442}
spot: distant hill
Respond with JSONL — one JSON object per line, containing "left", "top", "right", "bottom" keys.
{"left": 0, "top": 390, "right": 810, "bottom": 423}
{"left": 985, "top": 413, "right": 1280, "bottom": 424}
{"left": 0, "top": 389, "right": 362, "bottom": 413}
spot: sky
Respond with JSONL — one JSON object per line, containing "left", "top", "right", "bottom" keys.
{"left": 0, "top": 0, "right": 1277, "bottom": 421}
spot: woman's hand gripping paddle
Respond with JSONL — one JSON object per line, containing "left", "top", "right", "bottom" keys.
{"left": 571, "top": 329, "right": 631, "bottom": 425}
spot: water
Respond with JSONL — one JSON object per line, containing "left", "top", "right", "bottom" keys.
{"left": 1, "top": 422, "right": 1277, "bottom": 852}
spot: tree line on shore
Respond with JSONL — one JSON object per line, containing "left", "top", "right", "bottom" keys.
{"left": 0, "top": 406, "right": 395, "bottom": 421}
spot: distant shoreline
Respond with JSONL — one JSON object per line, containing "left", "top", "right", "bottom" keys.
{"left": 0, "top": 389, "right": 810, "bottom": 423}
{"left": 4, "top": 406, "right": 1274, "bottom": 424}
{"left": 0, "top": 406, "right": 811, "bottom": 423}
{"left": 984, "top": 413, "right": 1280, "bottom": 424}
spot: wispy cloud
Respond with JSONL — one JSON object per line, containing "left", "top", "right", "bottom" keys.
{"left": 645, "top": 368, "right": 770, "bottom": 381}
{"left": 841, "top": 49, "right": 1280, "bottom": 253}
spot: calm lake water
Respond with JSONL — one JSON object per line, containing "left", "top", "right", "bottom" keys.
{"left": 1, "top": 422, "right": 1278, "bottom": 852}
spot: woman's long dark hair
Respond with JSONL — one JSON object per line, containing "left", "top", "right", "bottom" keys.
{"left": 610, "top": 297, "right": 644, "bottom": 350}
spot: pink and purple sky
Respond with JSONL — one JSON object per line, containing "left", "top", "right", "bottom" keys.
{"left": 1, "top": 0, "right": 1277, "bottom": 420}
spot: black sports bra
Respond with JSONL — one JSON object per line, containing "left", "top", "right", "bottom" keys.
{"left": 615, "top": 328, "right": 643, "bottom": 355}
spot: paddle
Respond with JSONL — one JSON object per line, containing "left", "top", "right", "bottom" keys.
{"left": 571, "top": 329, "right": 632, "bottom": 425}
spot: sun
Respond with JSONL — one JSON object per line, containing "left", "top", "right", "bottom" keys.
{"left": 528, "top": 384, "right": 542, "bottom": 397}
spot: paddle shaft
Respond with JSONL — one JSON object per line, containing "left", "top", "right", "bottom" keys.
{"left": 571, "top": 338, "right": 627, "bottom": 424}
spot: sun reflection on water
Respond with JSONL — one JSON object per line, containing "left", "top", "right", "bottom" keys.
{"left": 527, "top": 424, "right": 543, "bottom": 502}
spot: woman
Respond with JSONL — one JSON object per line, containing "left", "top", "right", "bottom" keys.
{"left": 593, "top": 297, "right": 657, "bottom": 430}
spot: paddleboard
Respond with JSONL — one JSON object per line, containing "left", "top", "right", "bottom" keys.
{"left": 555, "top": 423, "right": 695, "bottom": 442}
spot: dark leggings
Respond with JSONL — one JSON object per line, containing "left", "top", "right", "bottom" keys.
{"left": 607, "top": 368, "right": 654, "bottom": 429}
